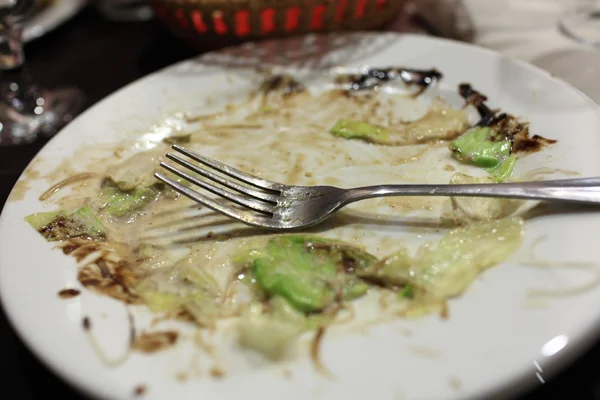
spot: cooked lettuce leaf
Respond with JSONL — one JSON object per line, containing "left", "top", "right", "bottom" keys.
{"left": 363, "top": 217, "right": 522, "bottom": 303}
{"left": 330, "top": 119, "right": 390, "bottom": 143}
{"left": 25, "top": 205, "right": 106, "bottom": 241}
{"left": 246, "top": 236, "right": 376, "bottom": 313}
{"left": 357, "top": 247, "right": 412, "bottom": 289}
{"left": 486, "top": 155, "right": 516, "bottom": 183}
{"left": 413, "top": 217, "right": 523, "bottom": 298}
{"left": 238, "top": 301, "right": 305, "bottom": 360}
{"left": 135, "top": 253, "right": 223, "bottom": 328}
{"left": 107, "top": 150, "right": 162, "bottom": 191}
{"left": 444, "top": 173, "right": 525, "bottom": 224}
{"left": 450, "top": 127, "right": 512, "bottom": 168}
{"left": 100, "top": 185, "right": 156, "bottom": 218}
{"left": 135, "top": 280, "right": 182, "bottom": 312}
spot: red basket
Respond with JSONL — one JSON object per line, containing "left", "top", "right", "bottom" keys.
{"left": 149, "top": 0, "right": 407, "bottom": 49}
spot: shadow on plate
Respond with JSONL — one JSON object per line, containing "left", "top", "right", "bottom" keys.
{"left": 138, "top": 199, "right": 600, "bottom": 249}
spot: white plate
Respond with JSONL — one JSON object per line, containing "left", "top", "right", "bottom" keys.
{"left": 25, "top": 0, "right": 87, "bottom": 42}
{"left": 2, "top": 33, "right": 600, "bottom": 400}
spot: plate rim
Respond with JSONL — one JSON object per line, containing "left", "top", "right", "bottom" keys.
{"left": 1, "top": 32, "right": 600, "bottom": 400}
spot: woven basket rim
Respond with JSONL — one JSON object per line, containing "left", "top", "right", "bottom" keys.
{"left": 151, "top": 0, "right": 402, "bottom": 5}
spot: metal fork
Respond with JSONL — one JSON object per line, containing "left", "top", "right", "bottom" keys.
{"left": 155, "top": 145, "right": 600, "bottom": 231}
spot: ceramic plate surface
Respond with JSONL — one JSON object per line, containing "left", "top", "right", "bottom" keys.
{"left": 2, "top": 33, "right": 600, "bottom": 400}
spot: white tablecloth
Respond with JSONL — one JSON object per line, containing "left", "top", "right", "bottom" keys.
{"left": 464, "top": 0, "right": 600, "bottom": 103}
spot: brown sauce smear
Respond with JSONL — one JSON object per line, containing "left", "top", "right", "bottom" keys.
{"left": 133, "top": 385, "right": 147, "bottom": 396}
{"left": 58, "top": 289, "right": 80, "bottom": 299}
{"left": 132, "top": 331, "right": 179, "bottom": 353}
{"left": 59, "top": 239, "right": 142, "bottom": 304}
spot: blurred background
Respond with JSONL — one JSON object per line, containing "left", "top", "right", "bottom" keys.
{"left": 1, "top": 0, "right": 600, "bottom": 398}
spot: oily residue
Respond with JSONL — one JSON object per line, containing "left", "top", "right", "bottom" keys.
{"left": 408, "top": 345, "right": 441, "bottom": 359}
{"left": 132, "top": 331, "right": 179, "bottom": 353}
{"left": 58, "top": 288, "right": 80, "bottom": 299}
{"left": 7, "top": 180, "right": 31, "bottom": 202}
{"left": 449, "top": 376, "right": 463, "bottom": 391}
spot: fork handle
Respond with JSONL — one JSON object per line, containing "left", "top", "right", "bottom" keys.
{"left": 342, "top": 177, "right": 600, "bottom": 205}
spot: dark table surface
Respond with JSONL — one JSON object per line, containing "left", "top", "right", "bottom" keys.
{"left": 0, "top": 5, "right": 599, "bottom": 400}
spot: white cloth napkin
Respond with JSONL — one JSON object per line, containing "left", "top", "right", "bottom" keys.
{"left": 463, "top": 0, "right": 600, "bottom": 103}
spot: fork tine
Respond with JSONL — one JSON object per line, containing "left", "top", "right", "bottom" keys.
{"left": 155, "top": 173, "right": 274, "bottom": 229}
{"left": 159, "top": 162, "right": 275, "bottom": 214}
{"left": 171, "top": 144, "right": 286, "bottom": 191}
{"left": 165, "top": 153, "right": 280, "bottom": 203}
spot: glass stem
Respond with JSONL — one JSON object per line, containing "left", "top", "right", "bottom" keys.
{"left": 0, "top": 20, "right": 42, "bottom": 116}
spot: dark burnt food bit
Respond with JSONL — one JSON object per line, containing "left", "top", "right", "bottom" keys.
{"left": 337, "top": 67, "right": 443, "bottom": 92}
{"left": 82, "top": 316, "right": 91, "bottom": 331}
{"left": 459, "top": 83, "right": 557, "bottom": 153}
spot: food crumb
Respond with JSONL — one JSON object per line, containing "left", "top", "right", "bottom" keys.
{"left": 207, "top": 231, "right": 213, "bottom": 238}
{"left": 397, "top": 328, "right": 413, "bottom": 337}
{"left": 210, "top": 366, "right": 225, "bottom": 379}
{"left": 175, "top": 372, "right": 189, "bottom": 382}
{"left": 282, "top": 369, "right": 293, "bottom": 380}
{"left": 133, "top": 331, "right": 179, "bottom": 353}
{"left": 58, "top": 288, "right": 80, "bottom": 299}
{"left": 439, "top": 302, "right": 449, "bottom": 319}
{"left": 444, "top": 164, "right": 456, "bottom": 171}
{"left": 304, "top": 172, "right": 313, "bottom": 178}
{"left": 449, "top": 376, "right": 462, "bottom": 391}
{"left": 133, "top": 384, "right": 146, "bottom": 396}
{"left": 82, "top": 317, "right": 91, "bottom": 331}
{"left": 408, "top": 345, "right": 440, "bottom": 359}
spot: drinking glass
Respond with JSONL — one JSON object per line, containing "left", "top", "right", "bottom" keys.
{"left": 96, "top": 0, "right": 153, "bottom": 22}
{"left": 559, "top": 0, "right": 600, "bottom": 47}
{"left": 0, "top": 0, "right": 84, "bottom": 146}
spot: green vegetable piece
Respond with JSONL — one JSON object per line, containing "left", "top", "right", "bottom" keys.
{"left": 24, "top": 211, "right": 58, "bottom": 231}
{"left": 135, "top": 280, "right": 181, "bottom": 312}
{"left": 486, "top": 155, "right": 517, "bottom": 183}
{"left": 101, "top": 185, "right": 155, "bottom": 218}
{"left": 238, "top": 301, "right": 304, "bottom": 360}
{"left": 25, "top": 205, "right": 106, "bottom": 242}
{"left": 450, "top": 127, "right": 512, "bottom": 168}
{"left": 107, "top": 150, "right": 161, "bottom": 191}
{"left": 135, "top": 255, "right": 223, "bottom": 328}
{"left": 250, "top": 236, "right": 377, "bottom": 313}
{"left": 412, "top": 217, "right": 523, "bottom": 298}
{"left": 181, "top": 263, "right": 221, "bottom": 294}
{"left": 400, "top": 284, "right": 414, "bottom": 299}
{"left": 330, "top": 119, "right": 390, "bottom": 143}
